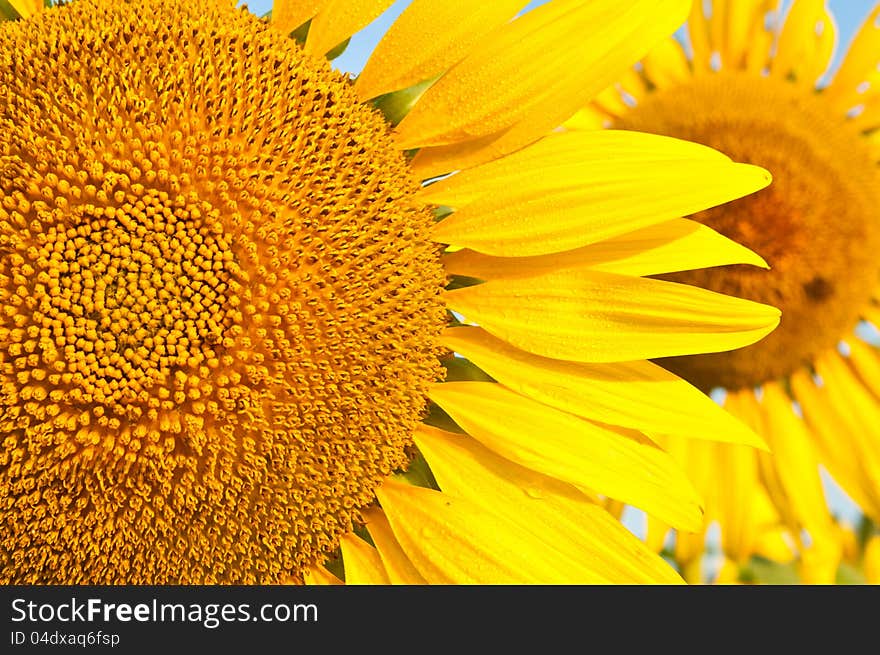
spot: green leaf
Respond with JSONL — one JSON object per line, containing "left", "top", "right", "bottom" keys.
{"left": 743, "top": 556, "right": 801, "bottom": 585}
{"left": 835, "top": 562, "right": 867, "bottom": 585}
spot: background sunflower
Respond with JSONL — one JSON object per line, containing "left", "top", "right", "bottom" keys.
{"left": 579, "top": 0, "right": 880, "bottom": 583}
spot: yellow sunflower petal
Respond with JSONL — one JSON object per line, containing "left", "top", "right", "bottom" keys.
{"left": 428, "top": 381, "right": 703, "bottom": 530}
{"left": 851, "top": 97, "right": 880, "bottom": 133}
{"left": 687, "top": 0, "right": 714, "bottom": 72}
{"left": 397, "top": 0, "right": 690, "bottom": 173}
{"left": 773, "top": 0, "right": 837, "bottom": 85}
{"left": 338, "top": 533, "right": 391, "bottom": 585}
{"left": 758, "top": 382, "right": 835, "bottom": 546}
{"left": 362, "top": 506, "right": 427, "bottom": 585}
{"left": 661, "top": 439, "right": 712, "bottom": 565}
{"left": 846, "top": 338, "right": 880, "bottom": 400}
{"left": 376, "top": 479, "right": 589, "bottom": 584}
{"left": 414, "top": 425, "right": 683, "bottom": 583}
{"left": 440, "top": 326, "right": 766, "bottom": 448}
{"left": 644, "top": 514, "right": 671, "bottom": 554}
{"left": 655, "top": 433, "right": 719, "bottom": 514}
{"left": 305, "top": 0, "right": 395, "bottom": 57}
{"left": 303, "top": 563, "right": 344, "bottom": 585}
{"left": 592, "top": 84, "right": 636, "bottom": 119}
{"left": 444, "top": 269, "right": 780, "bottom": 363}
{"left": 713, "top": 558, "right": 741, "bottom": 584}
{"left": 826, "top": 5, "right": 880, "bottom": 109}
{"left": 714, "top": 391, "right": 763, "bottom": 563}
{"left": 790, "top": 368, "right": 880, "bottom": 521}
{"left": 798, "top": 543, "right": 841, "bottom": 585}
{"left": 817, "top": 352, "right": 880, "bottom": 472}
{"left": 592, "top": 68, "right": 650, "bottom": 117}
{"left": 650, "top": 437, "right": 712, "bottom": 575}
{"left": 420, "top": 130, "right": 742, "bottom": 207}
{"left": 271, "top": 0, "right": 327, "bottom": 36}
{"left": 396, "top": 0, "right": 689, "bottom": 149}
{"left": 562, "top": 106, "right": 611, "bottom": 130}
{"left": 715, "top": 0, "right": 779, "bottom": 70}
{"left": 813, "top": 353, "right": 880, "bottom": 508}
{"left": 442, "top": 219, "right": 768, "bottom": 281}
{"left": 641, "top": 37, "right": 691, "bottom": 88}
{"left": 836, "top": 522, "right": 861, "bottom": 564}
{"left": 745, "top": 8, "right": 779, "bottom": 74}
{"left": 354, "top": 0, "right": 524, "bottom": 101}
{"left": 867, "top": 130, "right": 880, "bottom": 158}
{"left": 751, "top": 487, "right": 797, "bottom": 564}
{"left": 425, "top": 131, "right": 771, "bottom": 257}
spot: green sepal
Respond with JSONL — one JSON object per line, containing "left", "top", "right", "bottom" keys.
{"left": 423, "top": 403, "right": 465, "bottom": 435}
{"left": 397, "top": 450, "right": 439, "bottom": 491}
{"left": 290, "top": 18, "right": 310, "bottom": 44}
{"left": 432, "top": 205, "right": 454, "bottom": 222}
{"left": 855, "top": 514, "right": 876, "bottom": 549}
{"left": 352, "top": 524, "right": 375, "bottom": 546}
{"left": 283, "top": 18, "right": 348, "bottom": 60}
{"left": 442, "top": 356, "right": 494, "bottom": 383}
{"left": 446, "top": 275, "right": 483, "bottom": 291}
{"left": 323, "top": 553, "right": 345, "bottom": 581}
{"left": 325, "top": 37, "right": 350, "bottom": 61}
{"left": 372, "top": 76, "right": 438, "bottom": 126}
{"left": 0, "top": 0, "right": 22, "bottom": 20}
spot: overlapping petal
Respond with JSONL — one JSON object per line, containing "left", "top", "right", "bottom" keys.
{"left": 713, "top": 391, "right": 763, "bottom": 563}
{"left": 414, "top": 425, "right": 683, "bottom": 583}
{"left": 303, "top": 564, "right": 344, "bottom": 585}
{"left": 442, "top": 219, "right": 767, "bottom": 280}
{"left": 271, "top": 0, "right": 327, "bottom": 36}
{"left": 773, "top": 0, "right": 837, "bottom": 84}
{"left": 306, "top": 0, "right": 395, "bottom": 57}
{"left": 355, "top": 0, "right": 525, "bottom": 101}
{"left": 641, "top": 37, "right": 690, "bottom": 87}
{"left": 2, "top": 0, "right": 42, "bottom": 20}
{"left": 362, "top": 507, "right": 427, "bottom": 584}
{"left": 429, "top": 381, "right": 703, "bottom": 530}
{"left": 440, "top": 326, "right": 765, "bottom": 447}
{"left": 377, "top": 479, "right": 591, "bottom": 584}
{"left": 339, "top": 533, "right": 392, "bottom": 584}
{"left": 827, "top": 4, "right": 880, "bottom": 109}
{"left": 426, "top": 131, "right": 771, "bottom": 257}
{"left": 445, "top": 268, "right": 780, "bottom": 363}
{"left": 396, "top": 0, "right": 689, "bottom": 150}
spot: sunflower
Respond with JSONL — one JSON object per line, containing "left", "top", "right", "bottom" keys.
{"left": 578, "top": 0, "right": 880, "bottom": 582}
{"left": 0, "top": 0, "right": 780, "bottom": 585}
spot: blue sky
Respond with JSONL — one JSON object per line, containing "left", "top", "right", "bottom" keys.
{"left": 244, "top": 1, "right": 876, "bottom": 77}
